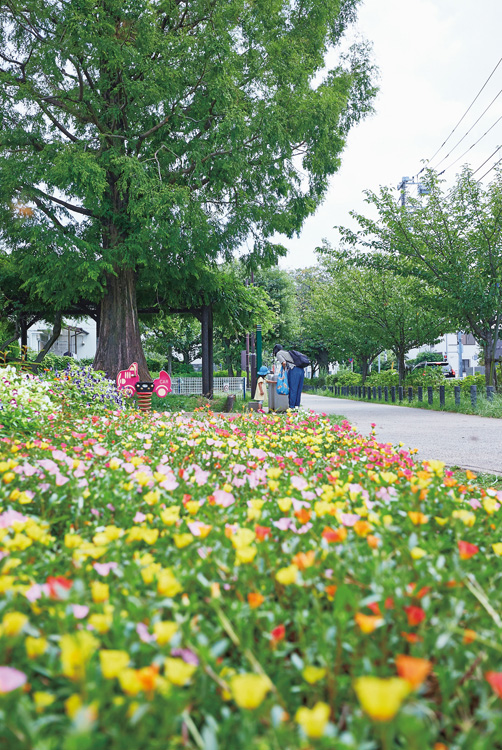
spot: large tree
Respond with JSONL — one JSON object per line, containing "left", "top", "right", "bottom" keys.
{"left": 338, "top": 168, "right": 502, "bottom": 386}
{"left": 0, "top": 0, "right": 376, "bottom": 380}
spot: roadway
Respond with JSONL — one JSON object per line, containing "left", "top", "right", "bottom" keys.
{"left": 300, "top": 393, "right": 502, "bottom": 476}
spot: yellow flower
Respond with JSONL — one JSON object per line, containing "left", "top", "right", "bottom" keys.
{"left": 380, "top": 472, "right": 398, "bottom": 484}
{"left": 33, "top": 691, "right": 56, "bottom": 712}
{"left": 65, "top": 694, "right": 83, "bottom": 718}
{"left": 235, "top": 546, "right": 257, "bottom": 564}
{"left": 492, "top": 543, "right": 502, "bottom": 556}
{"left": 60, "top": 631, "right": 99, "bottom": 681}
{"left": 408, "top": 512, "right": 429, "bottom": 525}
{"left": 295, "top": 701, "right": 330, "bottom": 738}
{"left": 424, "top": 459, "right": 444, "bottom": 476}
{"left": 118, "top": 668, "right": 143, "bottom": 696}
{"left": 230, "top": 673, "right": 271, "bottom": 709}
{"left": 25, "top": 636, "right": 48, "bottom": 658}
{"left": 99, "top": 650, "right": 130, "bottom": 679}
{"left": 153, "top": 621, "right": 178, "bottom": 645}
{"left": 91, "top": 581, "right": 109, "bottom": 603}
{"left": 483, "top": 497, "right": 500, "bottom": 515}
{"left": 277, "top": 497, "right": 292, "bottom": 512}
{"left": 434, "top": 517, "right": 448, "bottom": 526}
{"left": 135, "top": 471, "right": 150, "bottom": 486}
{"left": 164, "top": 657, "right": 197, "bottom": 686}
{"left": 157, "top": 569, "right": 182, "bottom": 597}
{"left": 88, "top": 613, "right": 113, "bottom": 634}
{"left": 173, "top": 533, "right": 194, "bottom": 549}
{"left": 3, "top": 611, "right": 28, "bottom": 636}
{"left": 410, "top": 546, "right": 427, "bottom": 560}
{"left": 275, "top": 564, "right": 298, "bottom": 585}
{"left": 231, "top": 528, "right": 256, "bottom": 549}
{"left": 452, "top": 510, "right": 475, "bottom": 527}
{"left": 143, "top": 490, "right": 159, "bottom": 506}
{"left": 354, "top": 677, "right": 410, "bottom": 721}
{"left": 302, "top": 666, "right": 327, "bottom": 684}
{"left": 160, "top": 507, "right": 180, "bottom": 526}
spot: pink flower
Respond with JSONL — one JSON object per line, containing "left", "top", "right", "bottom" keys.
{"left": 72, "top": 604, "right": 90, "bottom": 619}
{"left": 0, "top": 667, "right": 27, "bottom": 693}
{"left": 213, "top": 489, "right": 235, "bottom": 507}
{"left": 133, "top": 512, "right": 146, "bottom": 523}
{"left": 339, "top": 513, "right": 360, "bottom": 527}
{"left": 136, "top": 623, "right": 156, "bottom": 643}
{"left": 93, "top": 562, "right": 118, "bottom": 576}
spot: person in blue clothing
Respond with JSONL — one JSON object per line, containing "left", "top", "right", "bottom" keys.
{"left": 273, "top": 344, "right": 304, "bottom": 409}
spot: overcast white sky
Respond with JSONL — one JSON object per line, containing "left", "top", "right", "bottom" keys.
{"left": 278, "top": 0, "right": 502, "bottom": 270}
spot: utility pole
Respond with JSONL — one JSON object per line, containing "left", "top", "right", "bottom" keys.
{"left": 397, "top": 176, "right": 429, "bottom": 206}
{"left": 457, "top": 331, "right": 464, "bottom": 379}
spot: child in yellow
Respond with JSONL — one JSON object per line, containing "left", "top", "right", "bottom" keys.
{"left": 253, "top": 366, "right": 272, "bottom": 413}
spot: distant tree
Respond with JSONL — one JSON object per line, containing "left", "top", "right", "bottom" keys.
{"left": 290, "top": 267, "right": 335, "bottom": 376}
{"left": 316, "top": 249, "right": 447, "bottom": 384}
{"left": 0, "top": 0, "right": 376, "bottom": 380}
{"left": 338, "top": 167, "right": 502, "bottom": 386}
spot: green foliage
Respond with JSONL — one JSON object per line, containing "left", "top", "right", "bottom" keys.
{"left": 338, "top": 167, "right": 502, "bottom": 386}
{"left": 365, "top": 369, "right": 399, "bottom": 386}
{"left": 328, "top": 368, "right": 362, "bottom": 386}
{"left": 409, "top": 351, "right": 444, "bottom": 366}
{"left": 0, "top": 0, "right": 377, "bottom": 373}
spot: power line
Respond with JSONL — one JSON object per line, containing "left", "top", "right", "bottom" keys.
{"left": 472, "top": 145, "right": 501, "bottom": 177}
{"left": 476, "top": 152, "right": 502, "bottom": 183}
{"left": 439, "top": 113, "right": 502, "bottom": 175}
{"left": 432, "top": 87, "right": 502, "bottom": 171}
{"left": 419, "top": 55, "right": 502, "bottom": 173}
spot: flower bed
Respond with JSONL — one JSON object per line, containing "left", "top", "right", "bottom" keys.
{"left": 0, "top": 408, "right": 502, "bottom": 748}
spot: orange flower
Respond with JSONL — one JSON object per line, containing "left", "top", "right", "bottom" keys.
{"left": 322, "top": 526, "right": 347, "bottom": 543}
{"left": 325, "top": 584, "right": 337, "bottom": 599}
{"left": 396, "top": 654, "right": 432, "bottom": 689}
{"left": 401, "top": 631, "right": 423, "bottom": 643}
{"left": 354, "top": 520, "right": 372, "bottom": 537}
{"left": 367, "top": 534, "right": 380, "bottom": 549}
{"left": 292, "top": 550, "right": 316, "bottom": 570}
{"left": 355, "top": 612, "right": 383, "bottom": 634}
{"left": 458, "top": 540, "right": 479, "bottom": 560}
{"left": 408, "top": 512, "right": 429, "bottom": 525}
{"left": 463, "top": 629, "right": 476, "bottom": 644}
{"left": 465, "top": 470, "right": 477, "bottom": 480}
{"left": 367, "top": 602, "right": 382, "bottom": 616}
{"left": 485, "top": 672, "right": 502, "bottom": 698}
{"left": 248, "top": 593, "right": 265, "bottom": 609}
{"left": 294, "top": 509, "right": 311, "bottom": 525}
{"left": 404, "top": 605, "right": 426, "bottom": 627}
{"left": 255, "top": 525, "right": 271, "bottom": 541}
{"left": 137, "top": 664, "right": 160, "bottom": 693}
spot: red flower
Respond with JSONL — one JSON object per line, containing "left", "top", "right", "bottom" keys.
{"left": 458, "top": 540, "right": 479, "bottom": 560}
{"left": 271, "top": 625, "right": 286, "bottom": 643}
{"left": 404, "top": 605, "right": 426, "bottom": 627}
{"left": 486, "top": 672, "right": 502, "bottom": 698}
{"left": 46, "top": 576, "right": 72, "bottom": 600}
{"left": 255, "top": 525, "right": 271, "bottom": 541}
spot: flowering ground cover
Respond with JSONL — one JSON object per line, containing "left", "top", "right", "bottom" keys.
{"left": 1, "top": 402, "right": 502, "bottom": 749}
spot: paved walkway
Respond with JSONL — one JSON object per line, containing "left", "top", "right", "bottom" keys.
{"left": 300, "top": 394, "right": 502, "bottom": 476}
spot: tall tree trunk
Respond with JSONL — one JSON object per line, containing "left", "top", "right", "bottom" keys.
{"left": 35, "top": 313, "right": 62, "bottom": 363}
{"left": 397, "top": 349, "right": 406, "bottom": 386}
{"left": 93, "top": 267, "right": 151, "bottom": 382}
{"left": 360, "top": 358, "right": 369, "bottom": 385}
{"left": 201, "top": 304, "right": 213, "bottom": 398}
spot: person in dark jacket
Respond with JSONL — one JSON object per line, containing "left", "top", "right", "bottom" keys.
{"left": 273, "top": 344, "right": 304, "bottom": 409}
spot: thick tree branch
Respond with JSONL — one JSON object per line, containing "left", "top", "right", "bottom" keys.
{"left": 31, "top": 188, "right": 94, "bottom": 217}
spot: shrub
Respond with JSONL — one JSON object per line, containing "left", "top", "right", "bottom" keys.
{"left": 365, "top": 370, "right": 400, "bottom": 387}
{"left": 330, "top": 368, "right": 362, "bottom": 387}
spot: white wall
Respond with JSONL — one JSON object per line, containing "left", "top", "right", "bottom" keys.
{"left": 25, "top": 317, "right": 97, "bottom": 360}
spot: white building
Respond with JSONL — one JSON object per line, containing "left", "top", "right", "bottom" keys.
{"left": 407, "top": 332, "right": 482, "bottom": 377}
{"left": 26, "top": 317, "right": 97, "bottom": 360}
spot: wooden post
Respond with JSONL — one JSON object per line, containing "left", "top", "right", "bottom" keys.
{"left": 454, "top": 385, "right": 461, "bottom": 407}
